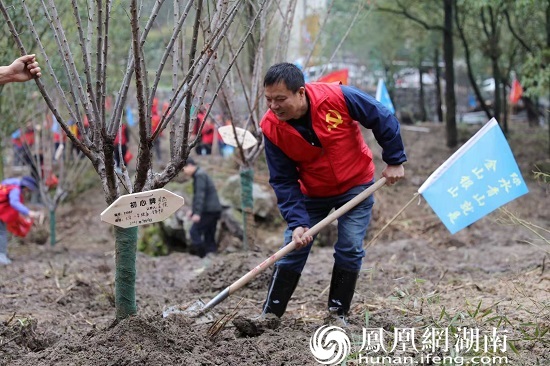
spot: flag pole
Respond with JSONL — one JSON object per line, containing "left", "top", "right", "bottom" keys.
{"left": 364, "top": 193, "right": 420, "bottom": 249}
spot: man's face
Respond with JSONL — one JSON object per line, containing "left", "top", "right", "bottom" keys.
{"left": 264, "top": 82, "right": 306, "bottom": 121}
{"left": 182, "top": 165, "right": 194, "bottom": 177}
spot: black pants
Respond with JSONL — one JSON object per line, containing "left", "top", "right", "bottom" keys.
{"left": 189, "top": 212, "right": 221, "bottom": 257}
{"left": 114, "top": 145, "right": 127, "bottom": 168}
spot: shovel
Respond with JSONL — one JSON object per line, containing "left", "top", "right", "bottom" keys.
{"left": 167, "top": 177, "right": 387, "bottom": 321}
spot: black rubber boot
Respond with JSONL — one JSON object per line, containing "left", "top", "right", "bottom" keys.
{"left": 261, "top": 266, "right": 301, "bottom": 318}
{"left": 327, "top": 265, "right": 360, "bottom": 317}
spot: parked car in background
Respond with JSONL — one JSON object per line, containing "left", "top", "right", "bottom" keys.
{"left": 395, "top": 68, "right": 435, "bottom": 89}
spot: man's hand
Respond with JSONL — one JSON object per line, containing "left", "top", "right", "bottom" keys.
{"left": 292, "top": 226, "right": 313, "bottom": 249}
{"left": 191, "top": 214, "right": 201, "bottom": 223}
{"left": 28, "top": 211, "right": 40, "bottom": 219}
{"left": 0, "top": 55, "right": 41, "bottom": 85}
{"left": 381, "top": 164, "right": 405, "bottom": 185}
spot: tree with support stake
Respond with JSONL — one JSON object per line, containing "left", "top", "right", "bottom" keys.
{"left": 0, "top": 0, "right": 270, "bottom": 322}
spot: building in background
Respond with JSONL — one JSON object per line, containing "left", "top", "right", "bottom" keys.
{"left": 287, "top": 0, "right": 327, "bottom": 67}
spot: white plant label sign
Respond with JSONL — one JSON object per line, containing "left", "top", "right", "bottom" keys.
{"left": 218, "top": 126, "right": 257, "bottom": 149}
{"left": 100, "top": 189, "right": 184, "bottom": 228}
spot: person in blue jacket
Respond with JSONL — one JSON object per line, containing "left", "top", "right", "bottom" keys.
{"left": 0, "top": 176, "right": 42, "bottom": 265}
{"left": 259, "top": 62, "right": 407, "bottom": 324}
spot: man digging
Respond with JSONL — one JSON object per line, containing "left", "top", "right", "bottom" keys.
{"left": 251, "top": 63, "right": 407, "bottom": 328}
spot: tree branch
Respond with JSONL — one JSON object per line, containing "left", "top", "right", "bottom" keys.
{"left": 148, "top": 0, "right": 194, "bottom": 133}
{"left": 503, "top": 9, "right": 532, "bottom": 55}
{"left": 71, "top": 0, "right": 102, "bottom": 142}
{"left": 376, "top": 3, "right": 444, "bottom": 32}
{"left": 455, "top": 2, "right": 492, "bottom": 120}
{"left": 130, "top": 0, "right": 151, "bottom": 193}
{"left": 43, "top": 0, "right": 94, "bottom": 147}
{"left": 0, "top": 0, "right": 95, "bottom": 163}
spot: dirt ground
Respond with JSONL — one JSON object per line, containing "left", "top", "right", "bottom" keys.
{"left": 1, "top": 122, "right": 549, "bottom": 365}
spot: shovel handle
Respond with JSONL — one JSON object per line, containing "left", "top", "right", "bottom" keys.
{"left": 201, "top": 177, "right": 387, "bottom": 313}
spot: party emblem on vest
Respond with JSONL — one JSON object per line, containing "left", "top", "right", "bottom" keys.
{"left": 325, "top": 109, "right": 343, "bottom": 131}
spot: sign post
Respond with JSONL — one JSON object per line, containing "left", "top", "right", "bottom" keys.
{"left": 100, "top": 189, "right": 184, "bottom": 228}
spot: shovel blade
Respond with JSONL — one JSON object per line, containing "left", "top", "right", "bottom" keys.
{"left": 162, "top": 300, "right": 215, "bottom": 324}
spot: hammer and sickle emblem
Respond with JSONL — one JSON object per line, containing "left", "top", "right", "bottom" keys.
{"left": 325, "top": 109, "right": 343, "bottom": 131}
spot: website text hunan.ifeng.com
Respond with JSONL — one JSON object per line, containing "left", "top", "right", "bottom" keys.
{"left": 351, "top": 354, "right": 508, "bottom": 365}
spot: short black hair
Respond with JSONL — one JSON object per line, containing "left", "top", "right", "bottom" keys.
{"left": 184, "top": 157, "right": 197, "bottom": 166}
{"left": 263, "top": 63, "right": 305, "bottom": 93}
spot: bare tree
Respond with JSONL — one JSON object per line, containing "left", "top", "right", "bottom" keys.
{"left": 0, "top": 0, "right": 268, "bottom": 321}
{"left": 209, "top": 0, "right": 298, "bottom": 250}
{"left": 376, "top": 0, "right": 459, "bottom": 148}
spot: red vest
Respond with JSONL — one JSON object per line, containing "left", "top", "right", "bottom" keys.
{"left": 261, "top": 83, "right": 374, "bottom": 197}
{"left": 151, "top": 114, "right": 161, "bottom": 135}
{"left": 114, "top": 124, "right": 128, "bottom": 145}
{"left": 0, "top": 184, "right": 22, "bottom": 223}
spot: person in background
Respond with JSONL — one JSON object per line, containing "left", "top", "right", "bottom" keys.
{"left": 198, "top": 117, "right": 215, "bottom": 155}
{"left": 0, "top": 55, "right": 41, "bottom": 85}
{"left": 220, "top": 117, "right": 235, "bottom": 158}
{"left": 193, "top": 107, "right": 206, "bottom": 137}
{"left": 182, "top": 158, "right": 222, "bottom": 258}
{"left": 48, "top": 113, "right": 63, "bottom": 154}
{"left": 0, "top": 176, "right": 42, "bottom": 265}
{"left": 113, "top": 122, "right": 130, "bottom": 171}
{"left": 20, "top": 122, "right": 42, "bottom": 185}
{"left": 191, "top": 107, "right": 214, "bottom": 155}
{"left": 11, "top": 129, "right": 24, "bottom": 166}
{"left": 259, "top": 62, "right": 407, "bottom": 325}
{"left": 151, "top": 98, "right": 162, "bottom": 162}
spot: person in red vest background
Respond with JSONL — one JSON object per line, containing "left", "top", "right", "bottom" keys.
{"left": 151, "top": 98, "right": 162, "bottom": 162}
{"left": 113, "top": 122, "right": 130, "bottom": 171}
{"left": 191, "top": 107, "right": 215, "bottom": 155}
{"left": 0, "top": 176, "right": 42, "bottom": 265}
{"left": 199, "top": 116, "right": 215, "bottom": 155}
{"left": 259, "top": 63, "right": 407, "bottom": 325}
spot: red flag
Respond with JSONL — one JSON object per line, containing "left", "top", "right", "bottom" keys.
{"left": 509, "top": 79, "right": 523, "bottom": 104}
{"left": 317, "top": 69, "right": 349, "bottom": 85}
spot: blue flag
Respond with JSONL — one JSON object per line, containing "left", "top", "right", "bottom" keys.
{"left": 375, "top": 78, "right": 395, "bottom": 114}
{"left": 126, "top": 106, "right": 135, "bottom": 127}
{"left": 418, "top": 118, "right": 528, "bottom": 234}
{"left": 11, "top": 129, "right": 21, "bottom": 139}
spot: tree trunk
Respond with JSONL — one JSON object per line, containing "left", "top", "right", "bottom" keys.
{"left": 0, "top": 141, "right": 4, "bottom": 181}
{"left": 434, "top": 48, "right": 443, "bottom": 123}
{"left": 240, "top": 168, "right": 254, "bottom": 251}
{"left": 115, "top": 226, "right": 138, "bottom": 321}
{"left": 418, "top": 66, "right": 427, "bottom": 121}
{"left": 501, "top": 78, "right": 508, "bottom": 134}
{"left": 49, "top": 209, "right": 56, "bottom": 247}
{"left": 0, "top": 88, "right": 5, "bottom": 180}
{"left": 547, "top": 2, "right": 550, "bottom": 157}
{"left": 454, "top": 6, "right": 492, "bottom": 120}
{"left": 491, "top": 58, "right": 503, "bottom": 130}
{"left": 443, "top": 0, "right": 457, "bottom": 148}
